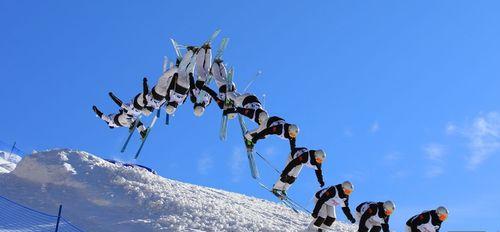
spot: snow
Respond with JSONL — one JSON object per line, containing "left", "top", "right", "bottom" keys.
{"left": 0, "top": 151, "right": 21, "bottom": 173}
{"left": 0, "top": 149, "right": 356, "bottom": 232}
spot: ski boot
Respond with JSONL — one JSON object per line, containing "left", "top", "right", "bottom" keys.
{"left": 272, "top": 189, "right": 285, "bottom": 200}
{"left": 223, "top": 108, "right": 237, "bottom": 120}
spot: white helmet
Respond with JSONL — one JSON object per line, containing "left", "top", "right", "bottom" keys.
{"left": 314, "top": 149, "right": 326, "bottom": 163}
{"left": 258, "top": 111, "right": 269, "bottom": 125}
{"left": 288, "top": 124, "right": 299, "bottom": 138}
{"left": 383, "top": 201, "right": 396, "bottom": 215}
{"left": 341, "top": 181, "right": 354, "bottom": 195}
{"left": 165, "top": 105, "right": 177, "bottom": 115}
{"left": 436, "top": 206, "right": 449, "bottom": 221}
{"left": 193, "top": 106, "right": 205, "bottom": 117}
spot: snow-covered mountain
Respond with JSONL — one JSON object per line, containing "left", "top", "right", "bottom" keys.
{"left": 0, "top": 149, "right": 355, "bottom": 232}
{"left": 0, "top": 150, "right": 21, "bottom": 173}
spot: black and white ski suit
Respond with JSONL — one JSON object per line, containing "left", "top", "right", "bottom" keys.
{"left": 95, "top": 109, "right": 146, "bottom": 134}
{"left": 274, "top": 147, "right": 324, "bottom": 192}
{"left": 164, "top": 49, "right": 197, "bottom": 112}
{"left": 355, "top": 202, "right": 391, "bottom": 232}
{"left": 189, "top": 46, "right": 213, "bottom": 109}
{"left": 406, "top": 210, "right": 443, "bottom": 232}
{"left": 247, "top": 116, "right": 296, "bottom": 149}
{"left": 310, "top": 184, "right": 356, "bottom": 230}
{"left": 147, "top": 66, "right": 178, "bottom": 109}
{"left": 211, "top": 58, "right": 235, "bottom": 102}
{"left": 226, "top": 92, "right": 269, "bottom": 125}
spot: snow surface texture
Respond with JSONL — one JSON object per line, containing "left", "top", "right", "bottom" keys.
{"left": 0, "top": 150, "right": 21, "bottom": 173}
{"left": 0, "top": 149, "right": 356, "bottom": 232}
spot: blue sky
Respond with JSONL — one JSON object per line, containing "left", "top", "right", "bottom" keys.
{"left": 1, "top": 0, "right": 500, "bottom": 230}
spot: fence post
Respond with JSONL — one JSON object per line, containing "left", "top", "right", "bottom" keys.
{"left": 8, "top": 142, "right": 16, "bottom": 160}
{"left": 55, "top": 205, "right": 62, "bottom": 232}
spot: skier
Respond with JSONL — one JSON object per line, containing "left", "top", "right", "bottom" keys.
{"left": 92, "top": 106, "right": 148, "bottom": 139}
{"left": 272, "top": 147, "right": 326, "bottom": 197}
{"left": 244, "top": 116, "right": 299, "bottom": 151}
{"left": 189, "top": 43, "right": 212, "bottom": 117}
{"left": 209, "top": 57, "right": 237, "bottom": 118}
{"left": 146, "top": 64, "right": 178, "bottom": 110}
{"left": 109, "top": 78, "right": 154, "bottom": 117}
{"left": 308, "top": 181, "right": 356, "bottom": 231}
{"left": 355, "top": 201, "right": 395, "bottom": 232}
{"left": 226, "top": 92, "right": 269, "bottom": 126}
{"left": 405, "top": 207, "right": 448, "bottom": 232}
{"left": 164, "top": 46, "right": 198, "bottom": 115}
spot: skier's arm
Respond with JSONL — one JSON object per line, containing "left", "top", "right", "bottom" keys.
{"left": 359, "top": 207, "right": 376, "bottom": 232}
{"left": 315, "top": 166, "right": 324, "bottom": 187}
{"left": 201, "top": 85, "right": 223, "bottom": 108}
{"left": 189, "top": 75, "right": 197, "bottom": 103}
{"left": 281, "top": 157, "right": 303, "bottom": 178}
{"left": 312, "top": 192, "right": 331, "bottom": 217}
{"left": 289, "top": 138, "right": 296, "bottom": 151}
{"left": 143, "top": 78, "right": 149, "bottom": 104}
{"left": 382, "top": 216, "right": 390, "bottom": 232}
{"left": 342, "top": 207, "right": 355, "bottom": 223}
{"left": 108, "top": 92, "right": 123, "bottom": 107}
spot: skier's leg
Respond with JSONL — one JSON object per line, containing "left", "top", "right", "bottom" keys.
{"left": 323, "top": 205, "right": 336, "bottom": 228}
{"left": 283, "top": 165, "right": 302, "bottom": 192}
{"left": 211, "top": 61, "right": 227, "bottom": 88}
{"left": 369, "top": 226, "right": 382, "bottom": 232}
{"left": 196, "top": 45, "right": 211, "bottom": 82}
{"left": 178, "top": 48, "right": 196, "bottom": 77}
{"left": 314, "top": 201, "right": 328, "bottom": 228}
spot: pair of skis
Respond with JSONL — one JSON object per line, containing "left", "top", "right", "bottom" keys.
{"left": 121, "top": 109, "right": 161, "bottom": 159}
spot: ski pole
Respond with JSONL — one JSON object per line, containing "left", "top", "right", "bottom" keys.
{"left": 255, "top": 151, "right": 281, "bottom": 174}
{"left": 243, "top": 71, "right": 263, "bottom": 92}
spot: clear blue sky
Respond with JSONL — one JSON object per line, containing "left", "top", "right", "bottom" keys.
{"left": 1, "top": 0, "right": 499, "bottom": 231}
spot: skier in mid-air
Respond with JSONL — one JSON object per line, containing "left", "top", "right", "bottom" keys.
{"left": 189, "top": 43, "right": 213, "bottom": 117}
{"left": 163, "top": 46, "right": 198, "bottom": 115}
{"left": 355, "top": 201, "right": 395, "bottom": 232}
{"left": 108, "top": 78, "right": 155, "bottom": 118}
{"left": 406, "top": 207, "right": 448, "bottom": 232}
{"left": 209, "top": 57, "right": 237, "bottom": 118}
{"left": 226, "top": 91, "right": 269, "bottom": 126}
{"left": 272, "top": 147, "right": 325, "bottom": 197}
{"left": 92, "top": 106, "right": 148, "bottom": 139}
{"left": 244, "top": 116, "right": 299, "bottom": 151}
{"left": 308, "top": 181, "right": 356, "bottom": 231}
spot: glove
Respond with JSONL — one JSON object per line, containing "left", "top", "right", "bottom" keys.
{"left": 349, "top": 218, "right": 356, "bottom": 223}
{"left": 319, "top": 180, "right": 325, "bottom": 187}
{"left": 311, "top": 212, "right": 318, "bottom": 218}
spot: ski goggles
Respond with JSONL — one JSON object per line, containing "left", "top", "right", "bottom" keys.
{"left": 343, "top": 188, "right": 353, "bottom": 195}
{"left": 289, "top": 131, "right": 298, "bottom": 138}
{"left": 438, "top": 213, "right": 448, "bottom": 221}
{"left": 385, "top": 209, "right": 393, "bottom": 215}
{"left": 315, "top": 157, "right": 323, "bottom": 164}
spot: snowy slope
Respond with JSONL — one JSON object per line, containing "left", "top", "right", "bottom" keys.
{"left": 0, "top": 149, "right": 356, "bottom": 232}
{"left": 0, "top": 150, "right": 21, "bottom": 173}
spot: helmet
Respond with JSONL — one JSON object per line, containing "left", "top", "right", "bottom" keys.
{"left": 258, "top": 111, "right": 269, "bottom": 125}
{"left": 383, "top": 201, "right": 396, "bottom": 215}
{"left": 165, "top": 105, "right": 177, "bottom": 115}
{"left": 436, "top": 206, "right": 448, "bottom": 221}
{"left": 314, "top": 149, "right": 326, "bottom": 164}
{"left": 193, "top": 106, "right": 205, "bottom": 117}
{"left": 288, "top": 124, "right": 299, "bottom": 138}
{"left": 341, "top": 181, "right": 354, "bottom": 195}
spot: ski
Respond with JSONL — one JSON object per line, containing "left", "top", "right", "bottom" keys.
{"left": 196, "top": 38, "right": 229, "bottom": 104}
{"left": 219, "top": 67, "right": 234, "bottom": 141}
{"left": 165, "top": 112, "right": 170, "bottom": 125}
{"left": 134, "top": 109, "right": 161, "bottom": 159}
{"left": 204, "top": 29, "right": 221, "bottom": 45}
{"left": 170, "top": 39, "right": 183, "bottom": 62}
{"left": 121, "top": 115, "right": 142, "bottom": 153}
{"left": 256, "top": 181, "right": 299, "bottom": 213}
{"left": 237, "top": 114, "right": 259, "bottom": 179}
